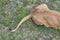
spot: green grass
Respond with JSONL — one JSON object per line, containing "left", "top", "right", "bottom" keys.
{"left": 0, "top": 0, "right": 9, "bottom": 5}
{"left": 16, "top": 4, "right": 29, "bottom": 21}
{"left": 0, "top": 0, "right": 60, "bottom": 40}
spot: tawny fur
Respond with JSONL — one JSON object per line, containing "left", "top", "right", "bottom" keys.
{"left": 11, "top": 4, "right": 60, "bottom": 32}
